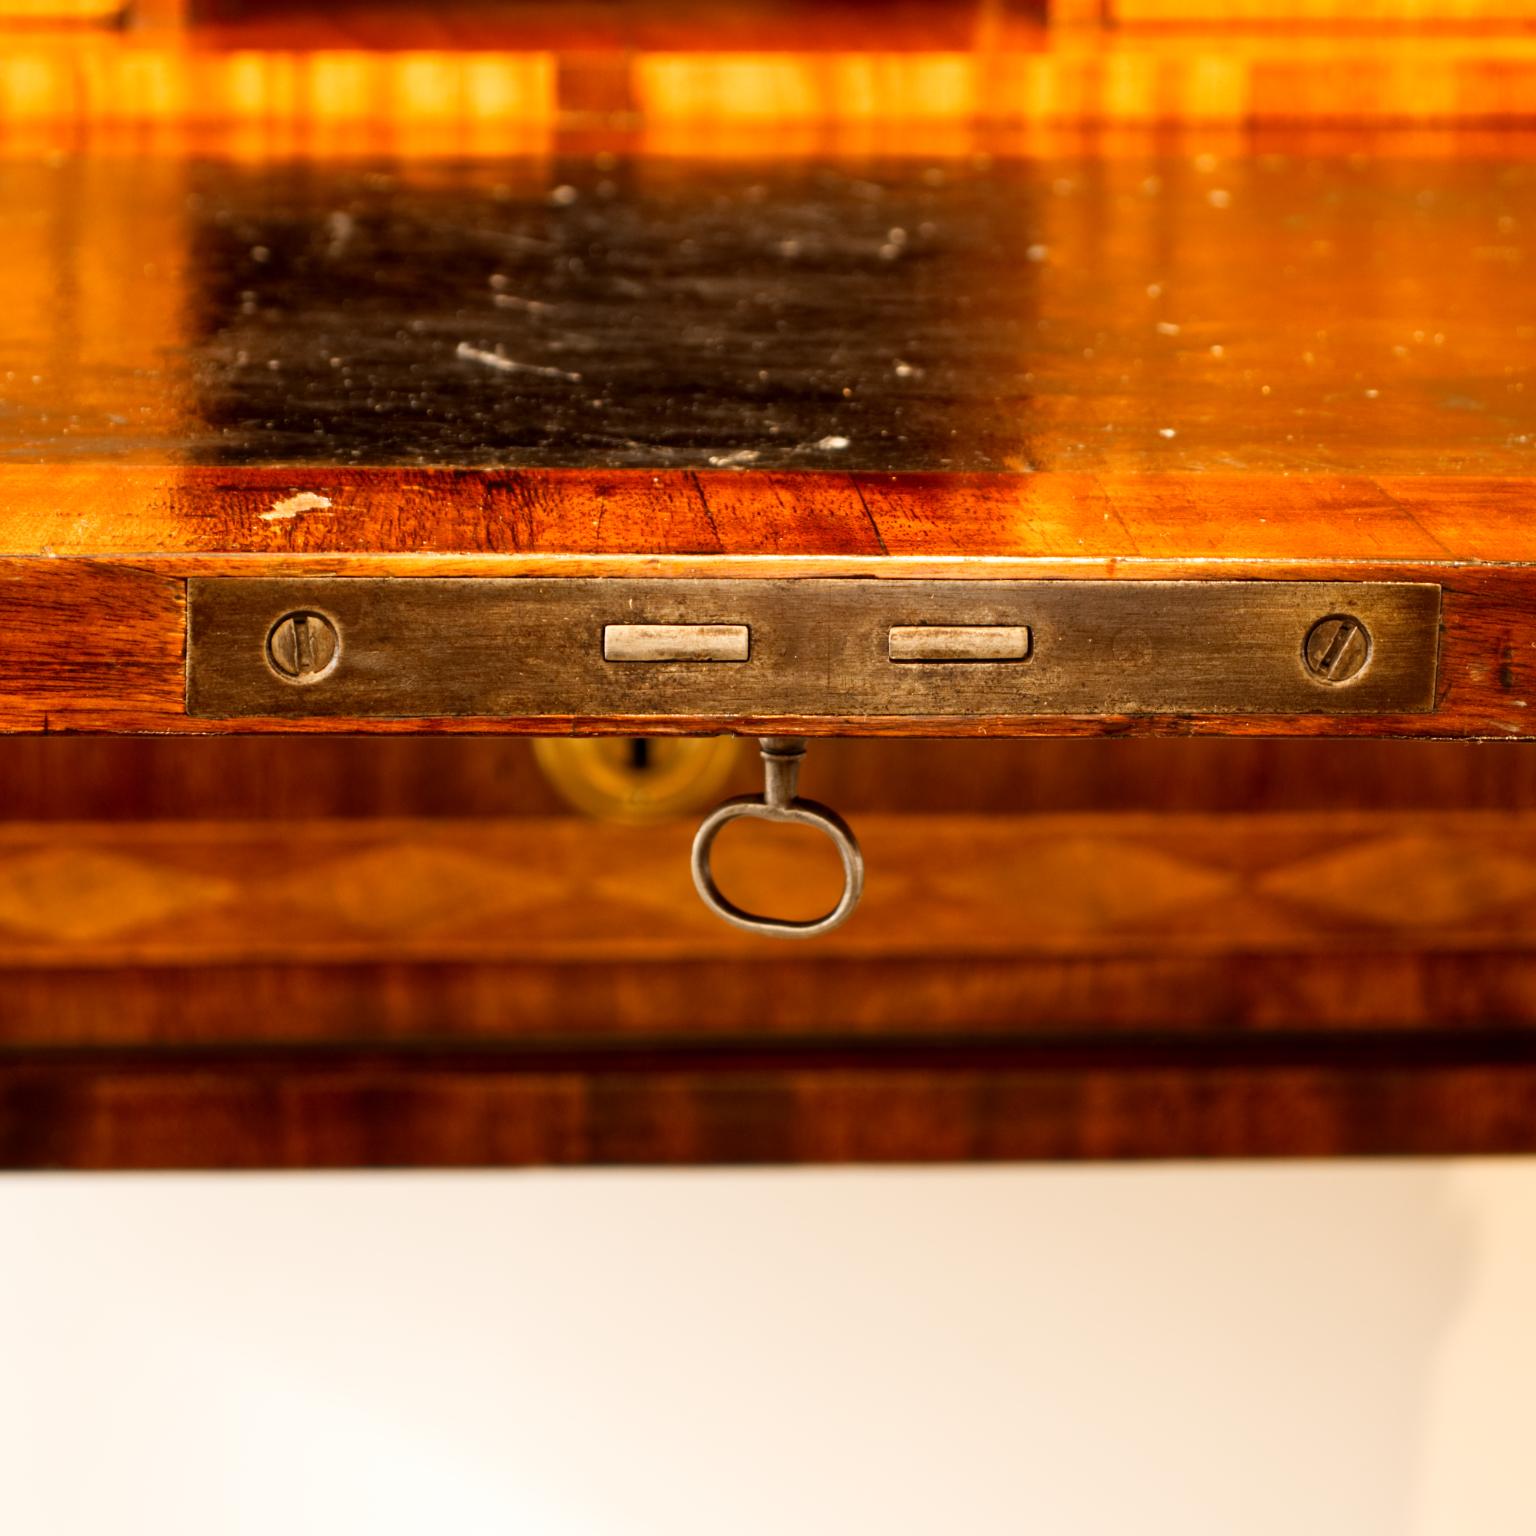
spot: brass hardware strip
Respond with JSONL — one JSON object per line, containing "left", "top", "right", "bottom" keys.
{"left": 187, "top": 579, "right": 1441, "bottom": 720}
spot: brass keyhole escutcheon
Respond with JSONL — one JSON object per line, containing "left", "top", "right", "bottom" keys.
{"left": 532, "top": 736, "right": 745, "bottom": 825}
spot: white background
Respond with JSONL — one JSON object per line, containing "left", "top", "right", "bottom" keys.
{"left": 2, "top": 1161, "right": 1533, "bottom": 1535}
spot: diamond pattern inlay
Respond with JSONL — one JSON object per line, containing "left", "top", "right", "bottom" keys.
{"left": 274, "top": 843, "right": 566, "bottom": 934}
{"left": 1259, "top": 833, "right": 1536, "bottom": 928}
{"left": 0, "top": 848, "right": 235, "bottom": 943}
{"left": 920, "top": 835, "right": 1240, "bottom": 929}
{"left": 0, "top": 816, "right": 1528, "bottom": 962}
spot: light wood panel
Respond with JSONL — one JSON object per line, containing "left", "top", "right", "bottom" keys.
{"left": 0, "top": 43, "right": 556, "bottom": 136}
{"left": 0, "top": 35, "right": 1533, "bottom": 128}
{"left": 0, "top": 0, "right": 121, "bottom": 17}
{"left": 1113, "top": 0, "right": 1536, "bottom": 23}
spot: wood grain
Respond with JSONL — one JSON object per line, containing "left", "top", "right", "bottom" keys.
{"left": 1, "top": 756, "right": 1534, "bottom": 1165}
{"left": 2, "top": 134, "right": 1532, "bottom": 743}
{"left": 4, "top": 31, "right": 1536, "bottom": 129}
{"left": 1113, "top": 0, "right": 1536, "bottom": 24}
{"left": 0, "top": 809, "right": 1533, "bottom": 1031}
{"left": 6, "top": 734, "right": 1536, "bottom": 820}
{"left": 2, "top": 809, "right": 1536, "bottom": 970}
{"left": 7, "top": 469, "right": 1534, "bottom": 563}
{"left": 4, "top": 26, "right": 1536, "bottom": 1170}
{"left": 0, "top": 0, "right": 122, "bottom": 17}
{"left": 10, "top": 950, "right": 1536, "bottom": 1047}
{"left": 1, "top": 470, "right": 1535, "bottom": 735}
{"left": 7, "top": 1041, "right": 1536, "bottom": 1167}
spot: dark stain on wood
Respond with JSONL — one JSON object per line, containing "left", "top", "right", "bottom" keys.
{"left": 5, "top": 150, "right": 1535, "bottom": 473}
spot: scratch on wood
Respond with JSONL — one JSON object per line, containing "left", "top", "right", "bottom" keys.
{"left": 455, "top": 342, "right": 582, "bottom": 383}
{"left": 262, "top": 492, "right": 334, "bottom": 522}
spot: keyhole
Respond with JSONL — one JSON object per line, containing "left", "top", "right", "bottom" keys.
{"left": 628, "top": 738, "right": 652, "bottom": 772}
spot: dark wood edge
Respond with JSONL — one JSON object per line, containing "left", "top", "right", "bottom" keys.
{"left": 7, "top": 1032, "right": 1536, "bottom": 1166}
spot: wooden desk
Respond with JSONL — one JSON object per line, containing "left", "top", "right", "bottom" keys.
{"left": 5, "top": 126, "right": 1536, "bottom": 1166}
{"left": 5, "top": 142, "right": 1535, "bottom": 737}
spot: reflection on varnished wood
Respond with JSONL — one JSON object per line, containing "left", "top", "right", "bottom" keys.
{"left": 187, "top": 0, "right": 1048, "bottom": 51}
{"left": 3, "top": 148, "right": 1532, "bottom": 472}
{"left": 3, "top": 34, "right": 1536, "bottom": 129}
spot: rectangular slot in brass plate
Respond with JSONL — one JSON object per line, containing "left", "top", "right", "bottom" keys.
{"left": 889, "top": 625, "right": 1032, "bottom": 663}
{"left": 187, "top": 579, "right": 1441, "bottom": 720}
{"left": 603, "top": 623, "right": 750, "bottom": 663}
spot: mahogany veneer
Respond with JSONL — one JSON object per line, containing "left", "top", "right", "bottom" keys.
{"left": 6, "top": 794, "right": 1536, "bottom": 1165}
{"left": 2, "top": 143, "right": 1536, "bottom": 737}
{"left": 5, "top": 123, "right": 1536, "bottom": 1165}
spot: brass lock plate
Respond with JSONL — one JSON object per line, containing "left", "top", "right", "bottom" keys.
{"left": 186, "top": 578, "right": 1441, "bottom": 719}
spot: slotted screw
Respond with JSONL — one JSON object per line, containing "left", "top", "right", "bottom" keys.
{"left": 1304, "top": 615, "right": 1370, "bottom": 684}
{"left": 267, "top": 611, "right": 340, "bottom": 682}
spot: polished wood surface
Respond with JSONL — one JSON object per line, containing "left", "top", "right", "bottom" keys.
{"left": 0, "top": 0, "right": 120, "bottom": 18}
{"left": 4, "top": 734, "right": 1536, "bottom": 1165}
{"left": 1113, "top": 0, "right": 1536, "bottom": 24}
{"left": 9, "top": 469, "right": 1536, "bottom": 559}
{"left": 10, "top": 467, "right": 1536, "bottom": 592}
{"left": 0, "top": 139, "right": 1531, "bottom": 737}
{"left": 6, "top": 734, "right": 1534, "bottom": 818}
{"left": 6, "top": 148, "right": 1532, "bottom": 474}
{"left": 5, "top": 22, "right": 1536, "bottom": 130}
{"left": 4, "top": 12, "right": 1536, "bottom": 1164}
{"left": 186, "top": 0, "right": 1049, "bottom": 51}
